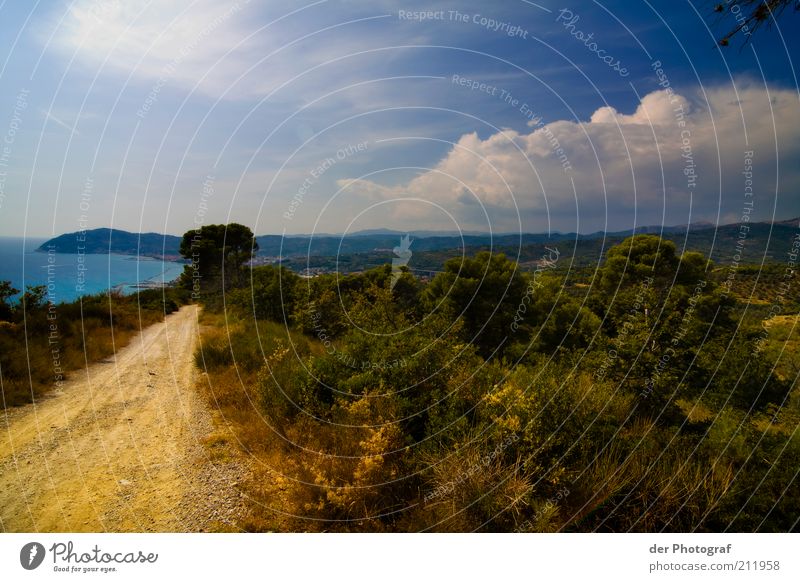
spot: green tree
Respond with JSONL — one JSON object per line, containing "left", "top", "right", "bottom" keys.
{"left": 423, "top": 251, "right": 528, "bottom": 356}
{"left": 0, "top": 280, "right": 19, "bottom": 321}
{"left": 229, "top": 265, "right": 299, "bottom": 323}
{"left": 292, "top": 273, "right": 348, "bottom": 337}
{"left": 179, "top": 223, "right": 258, "bottom": 294}
{"left": 599, "top": 235, "right": 679, "bottom": 293}
{"left": 22, "top": 285, "right": 47, "bottom": 312}
{"left": 591, "top": 236, "right": 741, "bottom": 420}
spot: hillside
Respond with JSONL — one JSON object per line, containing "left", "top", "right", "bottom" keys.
{"left": 39, "top": 228, "right": 182, "bottom": 259}
{"left": 268, "top": 218, "right": 800, "bottom": 274}
{"left": 188, "top": 229, "right": 800, "bottom": 533}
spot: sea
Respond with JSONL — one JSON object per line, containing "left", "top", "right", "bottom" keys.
{"left": 0, "top": 237, "right": 186, "bottom": 304}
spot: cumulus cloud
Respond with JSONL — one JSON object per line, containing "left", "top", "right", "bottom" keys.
{"left": 338, "top": 82, "right": 800, "bottom": 232}
{"left": 590, "top": 90, "right": 691, "bottom": 125}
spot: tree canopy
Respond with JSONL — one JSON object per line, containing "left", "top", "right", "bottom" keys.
{"left": 179, "top": 223, "right": 258, "bottom": 294}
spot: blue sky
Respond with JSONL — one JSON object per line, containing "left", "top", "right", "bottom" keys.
{"left": 0, "top": 0, "right": 798, "bottom": 237}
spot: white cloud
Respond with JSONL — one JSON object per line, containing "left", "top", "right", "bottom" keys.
{"left": 50, "top": 0, "right": 257, "bottom": 97}
{"left": 590, "top": 90, "right": 691, "bottom": 125}
{"left": 338, "top": 82, "right": 800, "bottom": 232}
{"left": 45, "top": 0, "right": 413, "bottom": 104}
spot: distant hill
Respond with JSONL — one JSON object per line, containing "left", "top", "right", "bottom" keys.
{"left": 261, "top": 218, "right": 800, "bottom": 276}
{"left": 39, "top": 228, "right": 182, "bottom": 260}
{"left": 40, "top": 218, "right": 799, "bottom": 268}
{"left": 256, "top": 218, "right": 799, "bottom": 262}
{"left": 254, "top": 232, "right": 559, "bottom": 257}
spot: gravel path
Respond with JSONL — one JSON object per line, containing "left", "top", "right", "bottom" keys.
{"left": 0, "top": 305, "right": 250, "bottom": 532}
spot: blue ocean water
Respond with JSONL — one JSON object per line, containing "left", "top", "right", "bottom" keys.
{"left": 0, "top": 237, "right": 185, "bottom": 304}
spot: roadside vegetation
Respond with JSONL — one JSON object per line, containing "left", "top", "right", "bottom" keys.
{"left": 188, "top": 223, "right": 799, "bottom": 532}
{"left": 0, "top": 283, "right": 188, "bottom": 407}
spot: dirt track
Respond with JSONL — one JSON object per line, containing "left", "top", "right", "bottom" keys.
{"left": 0, "top": 305, "right": 247, "bottom": 532}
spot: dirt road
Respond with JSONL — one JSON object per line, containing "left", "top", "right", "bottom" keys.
{"left": 0, "top": 305, "right": 248, "bottom": 532}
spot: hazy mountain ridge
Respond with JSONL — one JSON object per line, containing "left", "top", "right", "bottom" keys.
{"left": 39, "top": 218, "right": 799, "bottom": 265}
